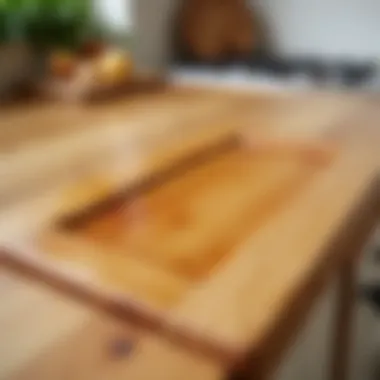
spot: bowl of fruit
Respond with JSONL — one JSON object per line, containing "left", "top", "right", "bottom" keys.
{"left": 45, "top": 45, "right": 137, "bottom": 102}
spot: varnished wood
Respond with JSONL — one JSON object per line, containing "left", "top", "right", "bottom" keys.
{"left": 0, "top": 271, "right": 192, "bottom": 380}
{"left": 60, "top": 144, "right": 325, "bottom": 283}
{"left": 1, "top": 87, "right": 380, "bottom": 379}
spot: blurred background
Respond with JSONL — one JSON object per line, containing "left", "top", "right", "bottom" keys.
{"left": 1, "top": 0, "right": 380, "bottom": 100}
{"left": 168, "top": 0, "right": 380, "bottom": 91}
{"left": 97, "top": 0, "right": 380, "bottom": 91}
{"left": 0, "top": 0, "right": 135, "bottom": 101}
{"left": 1, "top": 2, "right": 380, "bottom": 380}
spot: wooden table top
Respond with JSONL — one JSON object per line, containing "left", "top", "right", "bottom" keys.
{"left": 0, "top": 270, "right": 142, "bottom": 380}
{"left": 1, "top": 87, "right": 380, "bottom": 379}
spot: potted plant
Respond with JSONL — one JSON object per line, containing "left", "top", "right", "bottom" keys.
{"left": 24, "top": 0, "right": 92, "bottom": 51}
{"left": 0, "top": 0, "right": 35, "bottom": 99}
{"left": 0, "top": 0, "right": 98, "bottom": 98}
{"left": 0, "top": 0, "right": 135, "bottom": 100}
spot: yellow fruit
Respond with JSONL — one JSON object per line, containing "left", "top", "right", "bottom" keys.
{"left": 95, "top": 50, "right": 134, "bottom": 86}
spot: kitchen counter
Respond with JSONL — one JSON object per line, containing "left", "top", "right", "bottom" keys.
{"left": 1, "top": 87, "right": 380, "bottom": 380}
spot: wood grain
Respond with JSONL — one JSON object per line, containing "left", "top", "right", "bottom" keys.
{"left": 61, "top": 145, "right": 324, "bottom": 282}
{"left": 1, "top": 88, "right": 380, "bottom": 380}
{"left": 0, "top": 271, "right": 147, "bottom": 380}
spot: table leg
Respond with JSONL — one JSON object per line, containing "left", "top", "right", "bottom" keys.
{"left": 330, "top": 259, "right": 357, "bottom": 380}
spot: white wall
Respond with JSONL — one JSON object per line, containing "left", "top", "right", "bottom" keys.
{"left": 134, "top": 0, "right": 178, "bottom": 70}
{"left": 252, "top": 0, "right": 380, "bottom": 61}
{"left": 94, "top": 0, "right": 133, "bottom": 31}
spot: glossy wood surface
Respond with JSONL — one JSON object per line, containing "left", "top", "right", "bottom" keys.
{"left": 0, "top": 271, "right": 141, "bottom": 380}
{"left": 47, "top": 144, "right": 326, "bottom": 304}
{"left": 71, "top": 150, "right": 316, "bottom": 281}
{"left": 1, "top": 87, "right": 380, "bottom": 380}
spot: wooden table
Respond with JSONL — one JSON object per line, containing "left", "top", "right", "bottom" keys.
{"left": 1, "top": 87, "right": 380, "bottom": 380}
{"left": 0, "top": 270, "right": 142, "bottom": 380}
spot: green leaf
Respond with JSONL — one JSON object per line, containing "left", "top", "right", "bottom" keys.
{"left": 0, "top": 0, "right": 106, "bottom": 49}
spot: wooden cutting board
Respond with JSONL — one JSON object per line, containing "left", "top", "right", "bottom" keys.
{"left": 54, "top": 143, "right": 327, "bottom": 287}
